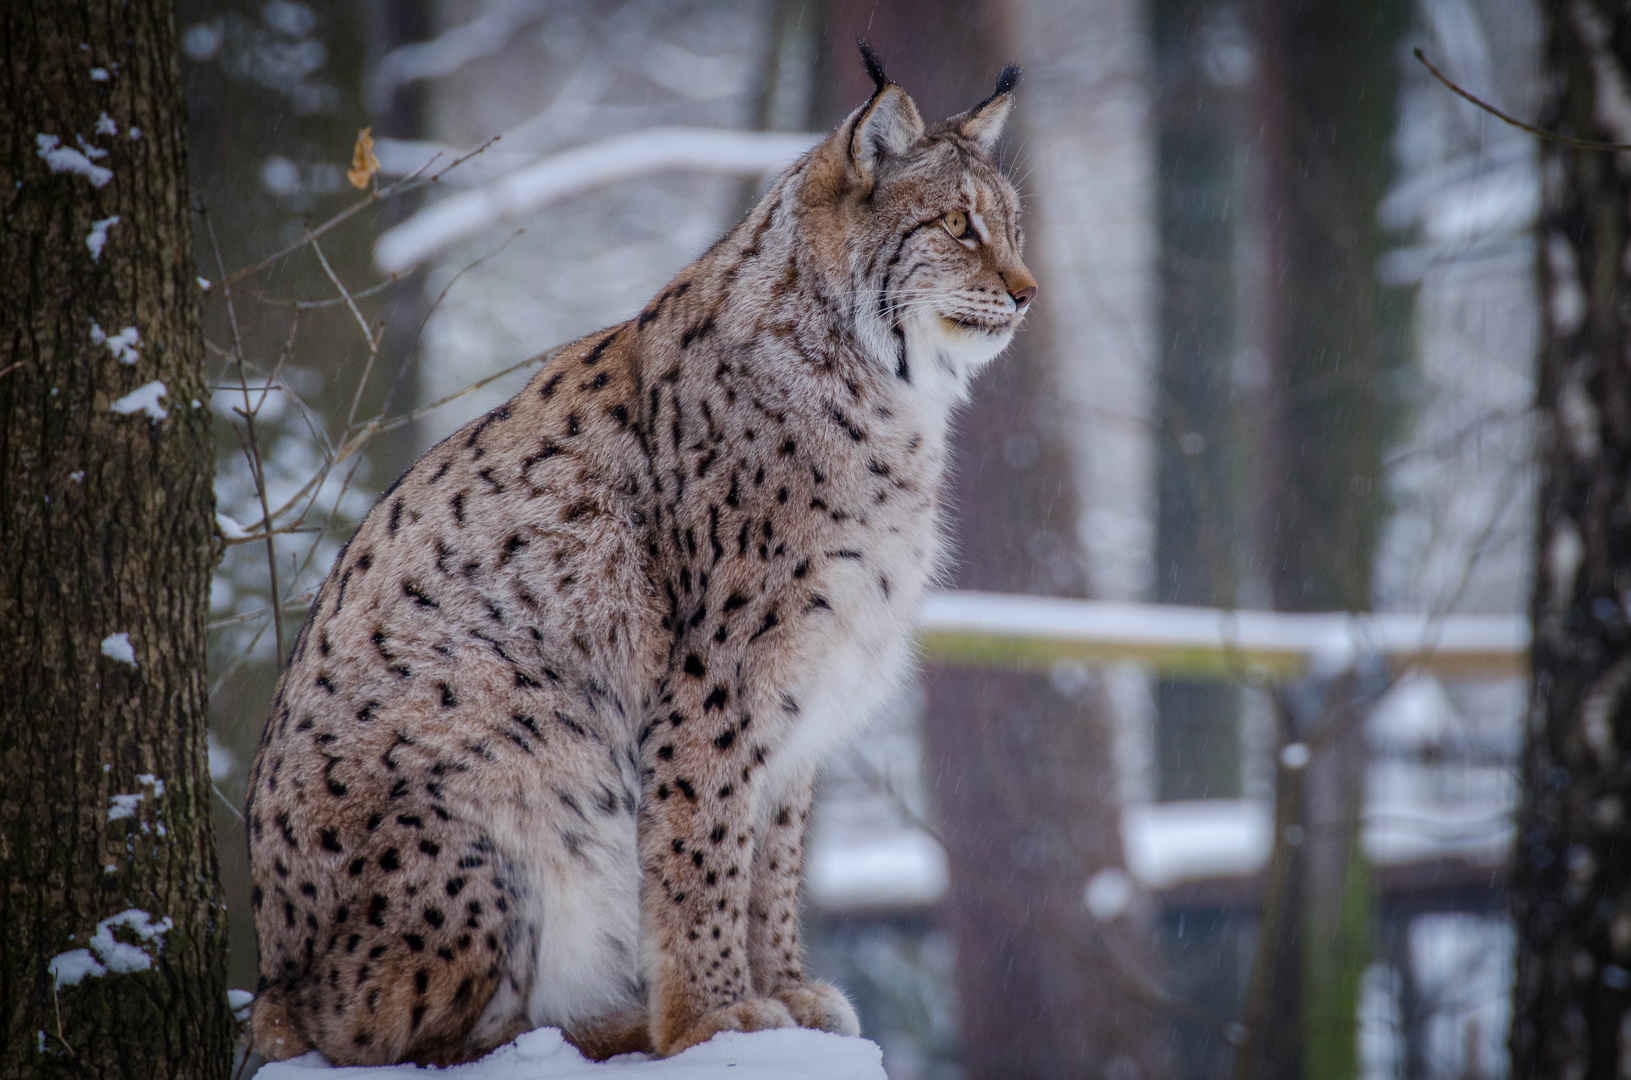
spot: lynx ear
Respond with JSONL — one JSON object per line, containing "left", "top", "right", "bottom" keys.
{"left": 848, "top": 41, "right": 924, "bottom": 182}
{"left": 958, "top": 63, "right": 1021, "bottom": 154}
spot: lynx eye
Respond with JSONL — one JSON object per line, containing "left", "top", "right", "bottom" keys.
{"left": 944, "top": 209, "right": 969, "bottom": 240}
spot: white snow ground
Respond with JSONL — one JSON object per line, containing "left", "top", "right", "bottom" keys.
{"left": 258, "top": 1028, "right": 885, "bottom": 1080}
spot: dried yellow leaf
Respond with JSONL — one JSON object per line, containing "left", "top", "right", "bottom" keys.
{"left": 347, "top": 127, "right": 379, "bottom": 190}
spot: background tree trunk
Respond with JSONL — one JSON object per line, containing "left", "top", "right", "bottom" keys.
{"left": 1513, "top": 4, "right": 1631, "bottom": 1076}
{"left": 0, "top": 2, "right": 231, "bottom": 1076}
{"left": 1240, "top": 1, "right": 1408, "bottom": 1078}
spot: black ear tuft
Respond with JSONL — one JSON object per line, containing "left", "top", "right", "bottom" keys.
{"left": 858, "top": 39, "right": 889, "bottom": 93}
{"left": 993, "top": 63, "right": 1021, "bottom": 97}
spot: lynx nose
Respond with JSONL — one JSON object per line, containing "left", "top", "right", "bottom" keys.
{"left": 1009, "top": 284, "right": 1036, "bottom": 309}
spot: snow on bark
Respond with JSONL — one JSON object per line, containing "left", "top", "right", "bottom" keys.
{"left": 34, "top": 132, "right": 112, "bottom": 187}
{"left": 99, "top": 631, "right": 136, "bottom": 665}
{"left": 85, "top": 215, "right": 120, "bottom": 261}
{"left": 48, "top": 910, "right": 175, "bottom": 988}
{"left": 110, "top": 379, "right": 167, "bottom": 421}
{"left": 90, "top": 320, "right": 140, "bottom": 363}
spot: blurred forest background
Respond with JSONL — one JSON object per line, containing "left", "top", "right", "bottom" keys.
{"left": 183, "top": 0, "right": 1546, "bottom": 1077}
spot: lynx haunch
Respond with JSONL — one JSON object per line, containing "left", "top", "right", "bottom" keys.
{"left": 247, "top": 45, "right": 1035, "bottom": 1066}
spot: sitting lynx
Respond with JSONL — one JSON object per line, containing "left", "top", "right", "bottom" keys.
{"left": 247, "top": 44, "right": 1035, "bottom": 1066}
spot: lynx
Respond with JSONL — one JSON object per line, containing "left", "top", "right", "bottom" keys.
{"left": 246, "top": 45, "right": 1035, "bottom": 1066}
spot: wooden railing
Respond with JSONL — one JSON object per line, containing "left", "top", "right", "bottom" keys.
{"left": 914, "top": 591, "right": 1529, "bottom": 679}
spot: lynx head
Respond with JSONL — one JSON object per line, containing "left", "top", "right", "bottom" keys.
{"left": 799, "top": 42, "right": 1036, "bottom": 395}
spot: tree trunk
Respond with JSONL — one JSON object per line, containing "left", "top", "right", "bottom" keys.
{"left": 1151, "top": 0, "right": 1249, "bottom": 807}
{"left": 0, "top": 2, "right": 230, "bottom": 1077}
{"left": 1513, "top": 4, "right": 1631, "bottom": 1076}
{"left": 1240, "top": 2, "right": 1407, "bottom": 1078}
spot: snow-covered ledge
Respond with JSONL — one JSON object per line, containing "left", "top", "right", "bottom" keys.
{"left": 258, "top": 1027, "right": 885, "bottom": 1079}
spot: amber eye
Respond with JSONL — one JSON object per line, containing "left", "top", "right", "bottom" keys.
{"left": 944, "top": 209, "right": 969, "bottom": 240}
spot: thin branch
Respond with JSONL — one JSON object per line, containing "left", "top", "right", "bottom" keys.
{"left": 204, "top": 206, "right": 285, "bottom": 664}
{"left": 1415, "top": 48, "right": 1631, "bottom": 152}
{"left": 379, "top": 228, "right": 525, "bottom": 413}
{"left": 208, "top": 594, "right": 315, "bottom": 630}
{"left": 210, "top": 612, "right": 271, "bottom": 700}
{"left": 240, "top": 278, "right": 394, "bottom": 310}
{"left": 213, "top": 782, "right": 246, "bottom": 824}
{"left": 221, "top": 522, "right": 362, "bottom": 547}
{"left": 216, "top": 137, "right": 499, "bottom": 288}
{"left": 302, "top": 229, "right": 383, "bottom": 430}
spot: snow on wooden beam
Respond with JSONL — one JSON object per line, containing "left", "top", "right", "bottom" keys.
{"left": 374, "top": 127, "right": 822, "bottom": 275}
{"left": 914, "top": 591, "right": 1529, "bottom": 678}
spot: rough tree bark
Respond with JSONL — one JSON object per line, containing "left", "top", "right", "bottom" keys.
{"left": 1512, "top": 4, "right": 1631, "bottom": 1076}
{"left": 1239, "top": 2, "right": 1407, "bottom": 1079}
{"left": 0, "top": 2, "right": 231, "bottom": 1077}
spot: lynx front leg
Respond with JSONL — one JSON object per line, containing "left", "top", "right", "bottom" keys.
{"left": 639, "top": 670, "right": 796, "bottom": 1056}
{"left": 748, "top": 774, "right": 860, "bottom": 1037}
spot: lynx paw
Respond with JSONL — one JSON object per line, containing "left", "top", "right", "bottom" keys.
{"left": 777, "top": 982, "right": 860, "bottom": 1037}
{"left": 249, "top": 990, "right": 312, "bottom": 1062}
{"left": 660, "top": 997, "right": 797, "bottom": 1056}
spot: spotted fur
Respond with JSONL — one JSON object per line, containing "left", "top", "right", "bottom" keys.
{"left": 247, "top": 51, "right": 1035, "bottom": 1066}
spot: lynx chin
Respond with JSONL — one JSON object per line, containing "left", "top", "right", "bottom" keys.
{"left": 247, "top": 44, "right": 1035, "bottom": 1066}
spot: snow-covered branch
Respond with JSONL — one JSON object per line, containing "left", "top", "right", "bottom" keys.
{"left": 373, "top": 127, "right": 821, "bottom": 275}
{"left": 363, "top": 0, "right": 551, "bottom": 113}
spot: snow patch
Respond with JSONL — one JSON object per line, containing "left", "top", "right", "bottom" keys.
{"left": 108, "top": 774, "right": 163, "bottom": 822}
{"left": 229, "top": 988, "right": 256, "bottom": 1022}
{"left": 68, "top": 471, "right": 84, "bottom": 483}
{"left": 35, "top": 134, "right": 112, "bottom": 188}
{"left": 47, "top": 950, "right": 105, "bottom": 988}
{"left": 1279, "top": 742, "right": 1311, "bottom": 770}
{"left": 95, "top": 112, "right": 118, "bottom": 135}
{"left": 111, "top": 380, "right": 168, "bottom": 421}
{"left": 85, "top": 216, "right": 120, "bottom": 262}
{"left": 807, "top": 830, "right": 947, "bottom": 910}
{"left": 1084, "top": 867, "right": 1134, "bottom": 920}
{"left": 90, "top": 321, "right": 140, "bottom": 363}
{"left": 100, "top": 632, "right": 136, "bottom": 666}
{"left": 107, "top": 794, "right": 143, "bottom": 820}
{"left": 1122, "top": 800, "right": 1273, "bottom": 890}
{"left": 76, "top": 135, "right": 108, "bottom": 160}
{"left": 216, "top": 512, "right": 250, "bottom": 539}
{"left": 257, "top": 1027, "right": 885, "bottom": 1080}
{"left": 90, "top": 67, "right": 110, "bottom": 82}
{"left": 48, "top": 909, "right": 173, "bottom": 988}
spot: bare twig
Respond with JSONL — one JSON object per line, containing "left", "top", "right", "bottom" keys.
{"left": 302, "top": 229, "right": 383, "bottom": 430}
{"left": 209, "top": 594, "right": 316, "bottom": 630}
{"left": 52, "top": 981, "right": 76, "bottom": 1057}
{"left": 214, "top": 782, "right": 246, "bottom": 824}
{"left": 203, "top": 206, "right": 285, "bottom": 664}
{"left": 210, "top": 614, "right": 272, "bottom": 700}
{"left": 216, "top": 136, "right": 499, "bottom": 288}
{"left": 1415, "top": 48, "right": 1631, "bottom": 152}
{"left": 241, "top": 278, "right": 394, "bottom": 309}
{"left": 383, "top": 229, "right": 525, "bottom": 409}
